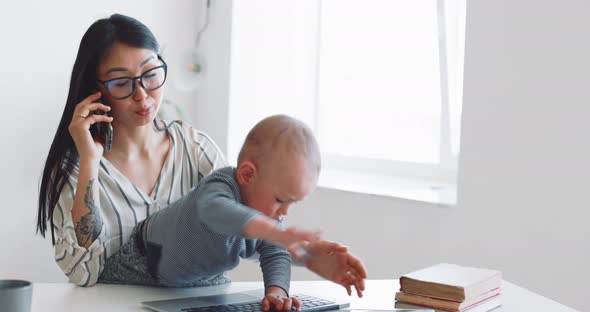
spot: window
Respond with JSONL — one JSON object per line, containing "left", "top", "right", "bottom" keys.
{"left": 229, "top": 0, "right": 466, "bottom": 204}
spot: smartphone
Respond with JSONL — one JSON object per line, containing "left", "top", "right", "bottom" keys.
{"left": 89, "top": 90, "right": 113, "bottom": 152}
{"left": 95, "top": 110, "right": 113, "bottom": 152}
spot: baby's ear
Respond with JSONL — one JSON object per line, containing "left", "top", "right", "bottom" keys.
{"left": 236, "top": 161, "right": 257, "bottom": 185}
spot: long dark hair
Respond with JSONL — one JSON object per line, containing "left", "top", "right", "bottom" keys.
{"left": 37, "top": 14, "right": 160, "bottom": 244}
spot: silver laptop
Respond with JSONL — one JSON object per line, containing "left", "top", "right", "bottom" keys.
{"left": 142, "top": 289, "right": 350, "bottom": 312}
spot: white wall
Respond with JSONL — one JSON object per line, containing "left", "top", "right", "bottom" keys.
{"left": 0, "top": 1, "right": 204, "bottom": 282}
{"left": 192, "top": 0, "right": 234, "bottom": 152}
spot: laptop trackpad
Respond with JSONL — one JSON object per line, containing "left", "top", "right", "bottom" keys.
{"left": 141, "top": 289, "right": 265, "bottom": 311}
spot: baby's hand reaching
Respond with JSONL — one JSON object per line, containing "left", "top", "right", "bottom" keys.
{"left": 291, "top": 240, "right": 367, "bottom": 298}
{"left": 242, "top": 216, "right": 320, "bottom": 248}
{"left": 276, "top": 227, "right": 321, "bottom": 249}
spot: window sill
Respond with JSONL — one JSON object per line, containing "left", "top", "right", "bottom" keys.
{"left": 317, "top": 168, "right": 457, "bottom": 206}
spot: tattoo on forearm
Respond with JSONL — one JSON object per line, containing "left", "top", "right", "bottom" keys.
{"left": 75, "top": 179, "right": 103, "bottom": 246}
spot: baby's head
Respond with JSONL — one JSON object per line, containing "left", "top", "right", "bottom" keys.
{"left": 236, "top": 115, "right": 321, "bottom": 220}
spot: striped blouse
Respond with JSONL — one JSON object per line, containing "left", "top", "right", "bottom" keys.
{"left": 52, "top": 121, "right": 227, "bottom": 286}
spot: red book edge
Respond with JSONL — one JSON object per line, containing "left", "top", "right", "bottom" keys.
{"left": 396, "top": 289, "right": 501, "bottom": 312}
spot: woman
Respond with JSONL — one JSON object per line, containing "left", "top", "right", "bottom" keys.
{"left": 37, "top": 13, "right": 365, "bottom": 311}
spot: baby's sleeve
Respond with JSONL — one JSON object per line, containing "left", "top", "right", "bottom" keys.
{"left": 257, "top": 240, "right": 292, "bottom": 294}
{"left": 195, "top": 179, "right": 261, "bottom": 235}
{"left": 52, "top": 174, "right": 107, "bottom": 287}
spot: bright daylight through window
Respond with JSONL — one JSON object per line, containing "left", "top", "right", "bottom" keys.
{"left": 229, "top": 0, "right": 466, "bottom": 204}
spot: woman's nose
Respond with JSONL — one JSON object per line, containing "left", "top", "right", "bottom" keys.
{"left": 132, "top": 79, "right": 149, "bottom": 100}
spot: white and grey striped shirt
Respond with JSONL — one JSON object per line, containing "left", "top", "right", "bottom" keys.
{"left": 52, "top": 121, "right": 227, "bottom": 286}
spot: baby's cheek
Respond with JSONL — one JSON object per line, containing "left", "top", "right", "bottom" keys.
{"left": 259, "top": 203, "right": 278, "bottom": 219}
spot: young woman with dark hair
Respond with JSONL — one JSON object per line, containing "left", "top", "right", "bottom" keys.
{"left": 36, "top": 13, "right": 366, "bottom": 311}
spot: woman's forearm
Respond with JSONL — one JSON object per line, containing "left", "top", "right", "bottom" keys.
{"left": 71, "top": 159, "right": 103, "bottom": 249}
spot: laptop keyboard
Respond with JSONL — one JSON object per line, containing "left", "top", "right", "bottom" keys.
{"left": 180, "top": 294, "right": 338, "bottom": 312}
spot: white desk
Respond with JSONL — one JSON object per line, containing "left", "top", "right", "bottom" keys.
{"left": 31, "top": 280, "right": 576, "bottom": 311}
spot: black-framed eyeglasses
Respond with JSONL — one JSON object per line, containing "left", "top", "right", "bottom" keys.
{"left": 97, "top": 55, "right": 168, "bottom": 100}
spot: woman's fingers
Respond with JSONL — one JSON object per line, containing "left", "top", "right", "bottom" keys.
{"left": 67, "top": 91, "right": 113, "bottom": 160}
{"left": 71, "top": 109, "right": 112, "bottom": 127}
{"left": 84, "top": 114, "right": 113, "bottom": 125}
{"left": 82, "top": 91, "right": 103, "bottom": 106}
{"left": 74, "top": 91, "right": 108, "bottom": 116}
{"left": 75, "top": 103, "right": 111, "bottom": 119}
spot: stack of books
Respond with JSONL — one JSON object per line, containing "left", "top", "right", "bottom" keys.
{"left": 395, "top": 263, "right": 502, "bottom": 312}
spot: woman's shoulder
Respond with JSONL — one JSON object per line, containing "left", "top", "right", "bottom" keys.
{"left": 159, "top": 119, "right": 228, "bottom": 170}
{"left": 160, "top": 119, "right": 219, "bottom": 148}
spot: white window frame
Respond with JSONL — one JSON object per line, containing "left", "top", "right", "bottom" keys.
{"left": 315, "top": 0, "right": 462, "bottom": 197}
{"left": 228, "top": 0, "right": 465, "bottom": 205}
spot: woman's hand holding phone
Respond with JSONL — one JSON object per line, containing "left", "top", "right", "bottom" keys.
{"left": 68, "top": 91, "right": 113, "bottom": 162}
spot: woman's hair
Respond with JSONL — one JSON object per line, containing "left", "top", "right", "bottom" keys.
{"left": 37, "top": 14, "right": 160, "bottom": 244}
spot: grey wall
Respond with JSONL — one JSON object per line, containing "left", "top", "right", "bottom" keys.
{"left": 443, "top": 0, "right": 589, "bottom": 309}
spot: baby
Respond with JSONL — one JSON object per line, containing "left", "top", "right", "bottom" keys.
{"left": 142, "top": 115, "right": 366, "bottom": 311}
